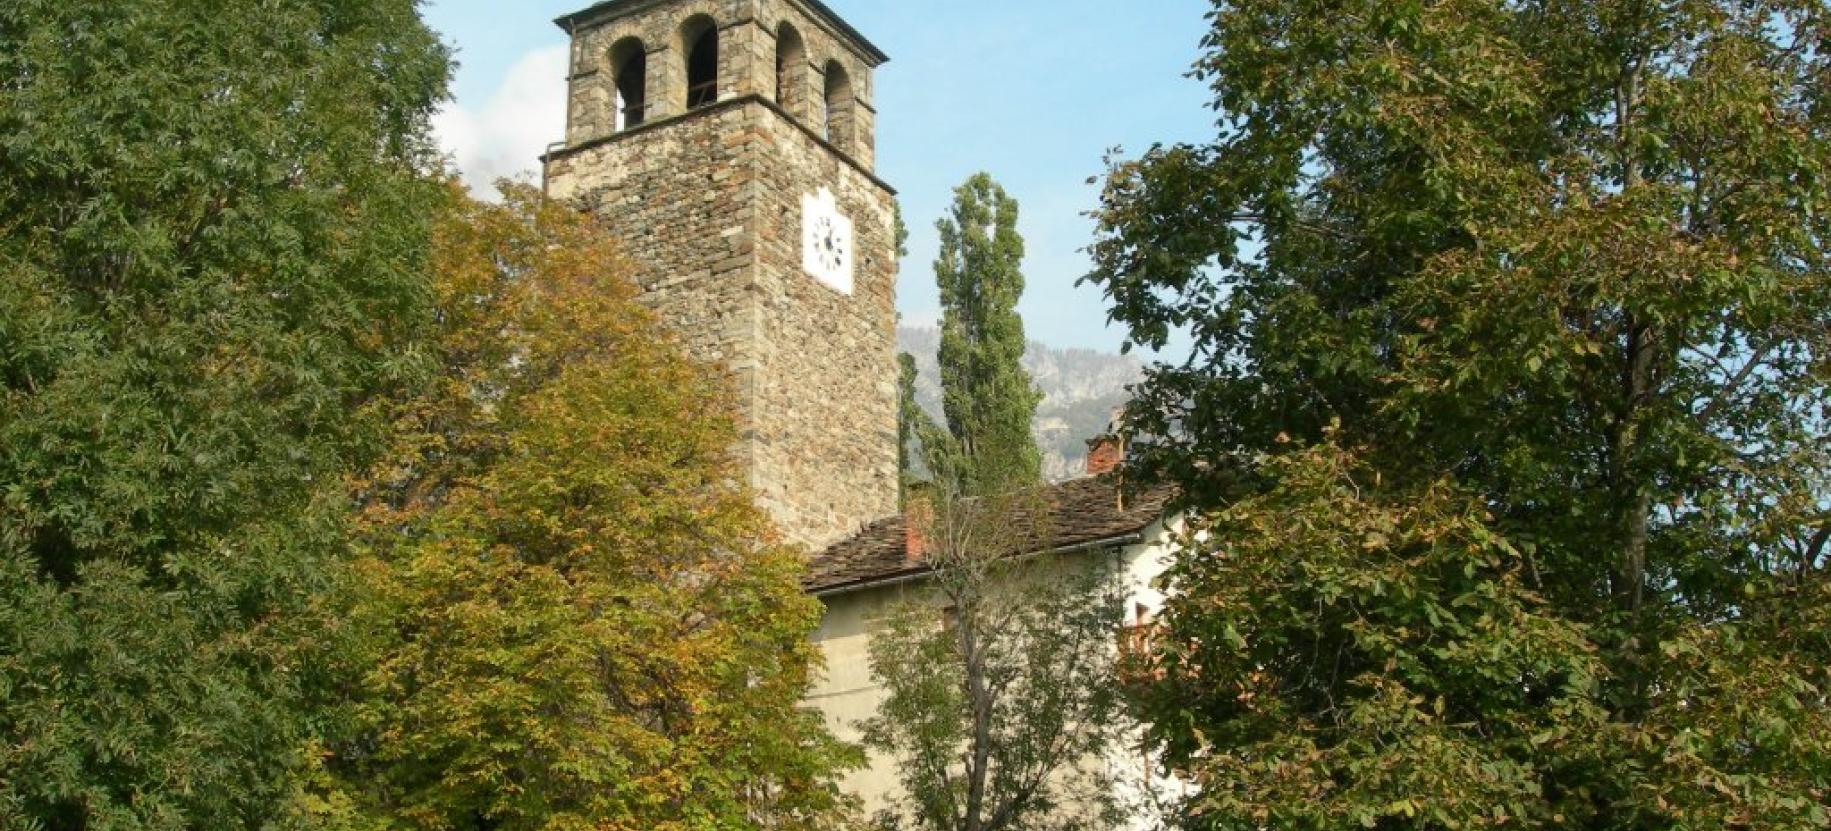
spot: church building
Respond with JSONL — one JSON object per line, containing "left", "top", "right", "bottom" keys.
{"left": 542, "top": 0, "right": 1179, "bottom": 818}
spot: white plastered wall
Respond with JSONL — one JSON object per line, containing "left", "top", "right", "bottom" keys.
{"left": 803, "top": 511, "right": 1191, "bottom": 826}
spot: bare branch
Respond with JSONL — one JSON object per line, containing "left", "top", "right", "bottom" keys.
{"left": 1806, "top": 524, "right": 1830, "bottom": 577}
{"left": 1226, "top": 212, "right": 1354, "bottom": 243}
{"left": 1695, "top": 341, "right": 1778, "bottom": 424}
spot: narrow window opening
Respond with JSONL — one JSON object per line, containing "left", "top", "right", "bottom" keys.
{"left": 685, "top": 22, "right": 719, "bottom": 110}
{"left": 611, "top": 38, "right": 646, "bottom": 130}
{"left": 775, "top": 23, "right": 805, "bottom": 109}
{"left": 823, "top": 60, "right": 852, "bottom": 144}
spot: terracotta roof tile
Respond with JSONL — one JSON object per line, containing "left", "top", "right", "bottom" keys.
{"left": 805, "top": 475, "right": 1175, "bottom": 594}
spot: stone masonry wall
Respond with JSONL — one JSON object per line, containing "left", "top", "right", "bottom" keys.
{"left": 748, "top": 96, "right": 899, "bottom": 548}
{"left": 548, "top": 0, "right": 897, "bottom": 549}
{"left": 545, "top": 92, "right": 897, "bottom": 549}
{"left": 545, "top": 102, "right": 764, "bottom": 395}
{"left": 562, "top": 0, "right": 878, "bottom": 167}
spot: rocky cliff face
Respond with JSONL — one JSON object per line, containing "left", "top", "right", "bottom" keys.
{"left": 897, "top": 326, "right": 1142, "bottom": 482}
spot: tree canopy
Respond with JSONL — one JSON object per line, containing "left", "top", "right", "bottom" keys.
{"left": 877, "top": 175, "right": 1130, "bottom": 826}
{"left": 0, "top": 0, "right": 449, "bottom": 826}
{"left": 934, "top": 174, "right": 1043, "bottom": 495}
{"left": 1087, "top": 0, "right": 1831, "bottom": 827}
{"left": 325, "top": 184, "right": 858, "bottom": 831}
{"left": 862, "top": 522, "right": 1130, "bottom": 831}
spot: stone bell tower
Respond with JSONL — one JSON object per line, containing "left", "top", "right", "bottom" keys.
{"left": 543, "top": 0, "right": 899, "bottom": 550}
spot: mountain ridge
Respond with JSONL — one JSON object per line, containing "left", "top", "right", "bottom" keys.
{"left": 896, "top": 325, "right": 1142, "bottom": 482}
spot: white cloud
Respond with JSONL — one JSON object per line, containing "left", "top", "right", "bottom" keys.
{"left": 433, "top": 44, "right": 569, "bottom": 197}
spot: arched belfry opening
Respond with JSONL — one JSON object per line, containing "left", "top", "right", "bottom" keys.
{"left": 823, "top": 60, "right": 853, "bottom": 146}
{"left": 610, "top": 37, "right": 646, "bottom": 131}
{"left": 775, "top": 22, "right": 806, "bottom": 111}
{"left": 682, "top": 16, "right": 719, "bottom": 110}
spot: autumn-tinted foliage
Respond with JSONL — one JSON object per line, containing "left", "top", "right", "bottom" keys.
{"left": 0, "top": 0, "right": 449, "bottom": 826}
{"left": 1088, "top": 0, "right": 1831, "bottom": 827}
{"left": 326, "top": 185, "right": 857, "bottom": 831}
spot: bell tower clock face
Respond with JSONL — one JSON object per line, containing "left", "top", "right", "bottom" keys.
{"left": 801, "top": 188, "right": 855, "bottom": 295}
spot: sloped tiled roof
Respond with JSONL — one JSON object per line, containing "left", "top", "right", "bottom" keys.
{"left": 805, "top": 476, "right": 1175, "bottom": 595}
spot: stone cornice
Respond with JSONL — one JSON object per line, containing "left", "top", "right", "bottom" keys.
{"left": 554, "top": 0, "right": 890, "bottom": 66}
{"left": 541, "top": 93, "right": 897, "bottom": 196}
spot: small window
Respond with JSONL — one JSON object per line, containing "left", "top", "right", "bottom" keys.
{"left": 1118, "top": 606, "right": 1164, "bottom": 687}
{"left": 610, "top": 38, "right": 646, "bottom": 131}
{"left": 684, "top": 18, "right": 719, "bottom": 110}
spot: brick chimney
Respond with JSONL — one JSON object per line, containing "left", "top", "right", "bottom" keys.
{"left": 1086, "top": 434, "right": 1125, "bottom": 476}
{"left": 903, "top": 483, "right": 934, "bottom": 565}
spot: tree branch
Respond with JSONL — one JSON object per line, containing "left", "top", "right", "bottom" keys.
{"left": 1226, "top": 212, "right": 1354, "bottom": 243}
{"left": 1695, "top": 341, "right": 1777, "bottom": 424}
{"left": 1805, "top": 524, "right": 1829, "bottom": 578}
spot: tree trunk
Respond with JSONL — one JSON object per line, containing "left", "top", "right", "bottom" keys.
{"left": 1611, "top": 318, "right": 1656, "bottom": 616}
{"left": 959, "top": 596, "right": 993, "bottom": 831}
{"left": 1611, "top": 49, "right": 1652, "bottom": 618}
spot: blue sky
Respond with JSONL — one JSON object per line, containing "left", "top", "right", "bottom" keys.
{"left": 421, "top": 0, "right": 1216, "bottom": 356}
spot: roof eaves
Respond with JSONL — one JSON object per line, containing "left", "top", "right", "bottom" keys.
{"left": 795, "top": 0, "right": 891, "bottom": 66}
{"left": 553, "top": 0, "right": 890, "bottom": 66}
{"left": 808, "top": 530, "right": 1150, "bottom": 598}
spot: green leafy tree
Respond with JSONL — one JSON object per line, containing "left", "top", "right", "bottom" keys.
{"left": 870, "top": 178, "right": 1133, "bottom": 831}
{"left": 863, "top": 488, "right": 1131, "bottom": 831}
{"left": 934, "top": 174, "right": 1043, "bottom": 495}
{"left": 328, "top": 184, "right": 858, "bottom": 831}
{"left": 0, "top": 0, "right": 448, "bottom": 827}
{"left": 1087, "top": 0, "right": 1831, "bottom": 828}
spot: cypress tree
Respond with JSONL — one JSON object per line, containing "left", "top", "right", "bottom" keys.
{"left": 933, "top": 173, "right": 1042, "bottom": 495}
{"left": 897, "top": 352, "right": 922, "bottom": 505}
